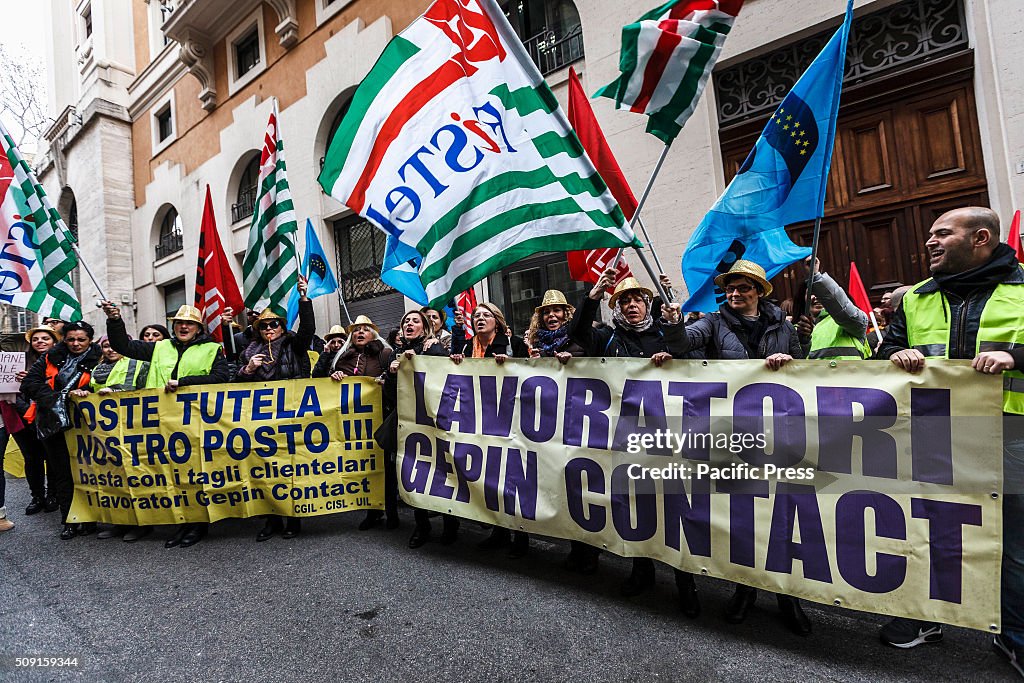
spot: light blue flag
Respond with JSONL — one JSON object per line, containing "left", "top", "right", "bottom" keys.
{"left": 286, "top": 219, "right": 339, "bottom": 328}
{"left": 680, "top": 0, "right": 853, "bottom": 312}
{"left": 381, "top": 233, "right": 429, "bottom": 306}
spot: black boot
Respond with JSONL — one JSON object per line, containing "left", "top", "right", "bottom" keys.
{"left": 620, "top": 558, "right": 655, "bottom": 597}
{"left": 408, "top": 523, "right": 431, "bottom": 548}
{"left": 25, "top": 497, "right": 45, "bottom": 516}
{"left": 359, "top": 510, "right": 383, "bottom": 531}
{"left": 59, "top": 524, "right": 76, "bottom": 541}
{"left": 180, "top": 523, "right": 207, "bottom": 547}
{"left": 675, "top": 571, "right": 701, "bottom": 618}
{"left": 44, "top": 495, "right": 59, "bottom": 513}
{"left": 725, "top": 585, "right": 757, "bottom": 624}
{"left": 256, "top": 516, "right": 282, "bottom": 542}
{"left": 282, "top": 517, "right": 301, "bottom": 539}
{"left": 165, "top": 525, "right": 188, "bottom": 548}
{"left": 439, "top": 515, "right": 460, "bottom": 545}
{"left": 777, "top": 595, "right": 811, "bottom": 636}
{"left": 477, "top": 526, "right": 510, "bottom": 550}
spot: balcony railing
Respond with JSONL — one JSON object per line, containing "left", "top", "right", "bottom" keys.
{"left": 523, "top": 25, "right": 584, "bottom": 76}
{"left": 231, "top": 186, "right": 257, "bottom": 223}
{"left": 155, "top": 231, "right": 183, "bottom": 260}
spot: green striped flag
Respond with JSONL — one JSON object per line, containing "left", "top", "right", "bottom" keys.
{"left": 596, "top": 0, "right": 742, "bottom": 143}
{"left": 0, "top": 120, "right": 82, "bottom": 321}
{"left": 243, "top": 98, "right": 299, "bottom": 313}
{"left": 317, "top": 0, "right": 638, "bottom": 308}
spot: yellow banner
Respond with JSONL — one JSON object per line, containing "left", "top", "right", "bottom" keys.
{"left": 66, "top": 377, "right": 384, "bottom": 524}
{"left": 397, "top": 356, "right": 1004, "bottom": 632}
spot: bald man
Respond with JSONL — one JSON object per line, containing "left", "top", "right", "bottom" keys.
{"left": 876, "top": 207, "right": 1024, "bottom": 676}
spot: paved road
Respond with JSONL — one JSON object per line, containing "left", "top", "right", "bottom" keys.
{"left": 0, "top": 479, "right": 1015, "bottom": 682}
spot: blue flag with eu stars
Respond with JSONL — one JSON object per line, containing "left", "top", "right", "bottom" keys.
{"left": 286, "top": 219, "right": 339, "bottom": 328}
{"left": 380, "top": 233, "right": 430, "bottom": 306}
{"left": 680, "top": 0, "right": 853, "bottom": 312}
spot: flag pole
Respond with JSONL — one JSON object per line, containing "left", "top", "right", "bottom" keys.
{"left": 636, "top": 216, "right": 665, "bottom": 272}
{"left": 612, "top": 143, "right": 673, "bottom": 302}
{"left": 337, "top": 287, "right": 353, "bottom": 325}
{"left": 55, "top": 224, "right": 108, "bottom": 302}
{"left": 803, "top": 216, "right": 823, "bottom": 317}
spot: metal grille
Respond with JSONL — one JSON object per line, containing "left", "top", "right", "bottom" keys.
{"left": 523, "top": 24, "right": 584, "bottom": 76}
{"left": 231, "top": 185, "right": 256, "bottom": 223}
{"left": 333, "top": 218, "right": 395, "bottom": 302}
{"left": 714, "top": 0, "right": 967, "bottom": 125}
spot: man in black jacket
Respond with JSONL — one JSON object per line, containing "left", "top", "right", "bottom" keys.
{"left": 875, "top": 207, "right": 1024, "bottom": 677}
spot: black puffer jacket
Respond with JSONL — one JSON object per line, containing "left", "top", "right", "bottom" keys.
{"left": 681, "top": 300, "right": 803, "bottom": 360}
{"left": 236, "top": 299, "right": 315, "bottom": 380}
{"left": 570, "top": 296, "right": 688, "bottom": 359}
{"left": 21, "top": 342, "right": 103, "bottom": 439}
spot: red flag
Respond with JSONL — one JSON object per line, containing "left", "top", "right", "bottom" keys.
{"left": 194, "top": 185, "right": 244, "bottom": 342}
{"left": 454, "top": 287, "right": 478, "bottom": 339}
{"left": 1009, "top": 210, "right": 1023, "bottom": 262}
{"left": 566, "top": 67, "right": 633, "bottom": 288}
{"left": 847, "top": 261, "right": 872, "bottom": 315}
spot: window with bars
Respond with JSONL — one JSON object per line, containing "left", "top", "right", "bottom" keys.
{"left": 155, "top": 207, "right": 183, "bottom": 259}
{"left": 232, "top": 155, "right": 260, "bottom": 223}
{"left": 235, "top": 28, "right": 261, "bottom": 79}
{"left": 500, "top": 0, "right": 584, "bottom": 75}
{"left": 333, "top": 218, "right": 394, "bottom": 302}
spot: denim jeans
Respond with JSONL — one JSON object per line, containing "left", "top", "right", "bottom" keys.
{"left": 1003, "top": 415, "right": 1024, "bottom": 649}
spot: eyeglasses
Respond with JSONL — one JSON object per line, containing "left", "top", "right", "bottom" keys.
{"left": 723, "top": 285, "right": 755, "bottom": 294}
{"left": 258, "top": 320, "right": 282, "bottom": 330}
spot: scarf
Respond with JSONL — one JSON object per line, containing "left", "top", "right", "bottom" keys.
{"left": 534, "top": 327, "right": 569, "bottom": 355}
{"left": 243, "top": 335, "right": 291, "bottom": 381}
{"left": 932, "top": 243, "right": 1020, "bottom": 298}
{"left": 56, "top": 349, "right": 88, "bottom": 390}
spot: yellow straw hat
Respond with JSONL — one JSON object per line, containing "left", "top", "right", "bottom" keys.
{"left": 24, "top": 325, "right": 61, "bottom": 344}
{"left": 255, "top": 308, "right": 286, "bottom": 324}
{"left": 607, "top": 277, "right": 654, "bottom": 309}
{"left": 534, "top": 290, "right": 575, "bottom": 316}
{"left": 347, "top": 315, "right": 379, "bottom": 334}
{"left": 168, "top": 305, "right": 204, "bottom": 324}
{"left": 324, "top": 324, "right": 347, "bottom": 341}
{"left": 713, "top": 260, "right": 773, "bottom": 298}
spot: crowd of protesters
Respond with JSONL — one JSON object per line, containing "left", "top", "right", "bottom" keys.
{"left": 0, "top": 207, "right": 1021, "bottom": 677}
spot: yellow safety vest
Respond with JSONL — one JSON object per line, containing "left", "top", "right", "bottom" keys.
{"left": 146, "top": 339, "right": 221, "bottom": 389}
{"left": 808, "top": 312, "right": 871, "bottom": 360}
{"left": 91, "top": 357, "right": 146, "bottom": 391}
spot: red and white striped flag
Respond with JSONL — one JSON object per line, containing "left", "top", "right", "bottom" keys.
{"left": 195, "top": 185, "right": 244, "bottom": 342}
{"left": 454, "top": 287, "right": 478, "bottom": 339}
{"left": 596, "top": 0, "right": 743, "bottom": 143}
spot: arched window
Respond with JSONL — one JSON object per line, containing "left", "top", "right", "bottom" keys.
{"left": 319, "top": 97, "right": 353, "bottom": 172}
{"left": 232, "top": 154, "right": 260, "bottom": 223}
{"left": 155, "top": 207, "right": 183, "bottom": 259}
{"left": 501, "top": 0, "right": 583, "bottom": 75}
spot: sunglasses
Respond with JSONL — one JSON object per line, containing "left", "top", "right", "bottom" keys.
{"left": 724, "top": 285, "right": 755, "bottom": 294}
{"left": 258, "top": 320, "right": 282, "bottom": 330}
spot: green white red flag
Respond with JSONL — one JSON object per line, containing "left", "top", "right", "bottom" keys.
{"left": 317, "top": 0, "right": 638, "bottom": 308}
{"left": 0, "top": 119, "right": 82, "bottom": 321}
{"left": 242, "top": 98, "right": 299, "bottom": 314}
{"left": 596, "top": 0, "right": 743, "bottom": 143}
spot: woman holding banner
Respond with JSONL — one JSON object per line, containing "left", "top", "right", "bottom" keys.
{"left": 21, "top": 321, "right": 103, "bottom": 540}
{"left": 237, "top": 277, "right": 314, "bottom": 542}
{"left": 570, "top": 269, "right": 702, "bottom": 619}
{"left": 388, "top": 311, "right": 450, "bottom": 544}
{"left": 674, "top": 259, "right": 810, "bottom": 636}
{"left": 101, "top": 300, "right": 231, "bottom": 548}
{"left": 451, "top": 302, "right": 531, "bottom": 557}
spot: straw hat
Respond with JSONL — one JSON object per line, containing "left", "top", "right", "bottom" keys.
{"left": 347, "top": 315, "right": 379, "bottom": 334}
{"left": 713, "top": 260, "right": 773, "bottom": 298}
{"left": 535, "top": 290, "right": 575, "bottom": 316}
{"left": 24, "top": 325, "right": 61, "bottom": 344}
{"left": 324, "top": 324, "right": 347, "bottom": 341}
{"left": 255, "top": 308, "right": 286, "bottom": 324}
{"left": 168, "top": 305, "right": 204, "bottom": 324}
{"left": 608, "top": 277, "right": 654, "bottom": 309}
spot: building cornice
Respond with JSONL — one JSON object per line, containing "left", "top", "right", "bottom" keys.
{"left": 128, "top": 43, "right": 188, "bottom": 120}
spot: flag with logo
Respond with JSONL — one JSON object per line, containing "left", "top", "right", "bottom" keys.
{"left": 680, "top": 0, "right": 853, "bottom": 312}
{"left": 566, "top": 67, "right": 633, "bottom": 288}
{"left": 596, "top": 0, "right": 743, "bottom": 143}
{"left": 286, "top": 219, "right": 339, "bottom": 328}
{"left": 194, "top": 185, "right": 244, "bottom": 342}
{"left": 0, "top": 120, "right": 81, "bottom": 321}
{"left": 243, "top": 98, "right": 299, "bottom": 313}
{"left": 317, "top": 0, "right": 638, "bottom": 308}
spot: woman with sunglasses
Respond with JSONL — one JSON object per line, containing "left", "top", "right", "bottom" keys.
{"left": 450, "top": 301, "right": 530, "bottom": 556}
{"left": 237, "top": 276, "right": 314, "bottom": 542}
{"left": 673, "top": 259, "right": 809, "bottom": 636}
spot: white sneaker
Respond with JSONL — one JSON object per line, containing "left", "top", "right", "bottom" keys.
{"left": 994, "top": 635, "right": 1024, "bottom": 679}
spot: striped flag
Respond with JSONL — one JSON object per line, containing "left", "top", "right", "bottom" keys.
{"left": 243, "top": 99, "right": 299, "bottom": 313}
{"left": 195, "top": 185, "right": 243, "bottom": 342}
{"left": 0, "top": 120, "right": 82, "bottom": 321}
{"left": 317, "top": 0, "right": 638, "bottom": 308}
{"left": 596, "top": 0, "right": 743, "bottom": 143}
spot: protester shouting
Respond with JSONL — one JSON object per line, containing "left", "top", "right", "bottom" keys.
{"left": 875, "top": 207, "right": 1024, "bottom": 676}
{"left": 389, "top": 310, "right": 450, "bottom": 544}
{"left": 570, "top": 268, "right": 702, "bottom": 618}
{"left": 237, "top": 277, "right": 314, "bottom": 542}
{"left": 21, "top": 321, "right": 103, "bottom": 540}
{"left": 102, "top": 300, "right": 230, "bottom": 548}
{"left": 451, "top": 302, "right": 531, "bottom": 557}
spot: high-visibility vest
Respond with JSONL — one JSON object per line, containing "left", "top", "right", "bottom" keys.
{"left": 91, "top": 357, "right": 146, "bottom": 391}
{"left": 146, "top": 339, "right": 220, "bottom": 389}
{"left": 807, "top": 312, "right": 871, "bottom": 360}
{"left": 902, "top": 272, "right": 1024, "bottom": 415}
